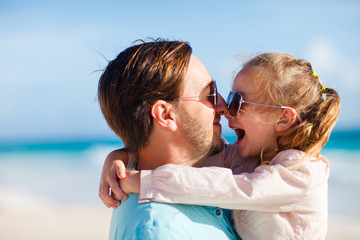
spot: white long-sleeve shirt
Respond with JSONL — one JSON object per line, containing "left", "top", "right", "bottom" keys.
{"left": 139, "top": 145, "right": 329, "bottom": 240}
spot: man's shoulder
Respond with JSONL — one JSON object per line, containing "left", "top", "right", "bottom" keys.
{"left": 110, "top": 194, "right": 237, "bottom": 239}
{"left": 113, "top": 194, "right": 215, "bottom": 222}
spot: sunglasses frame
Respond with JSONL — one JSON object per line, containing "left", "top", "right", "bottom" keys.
{"left": 172, "top": 80, "right": 218, "bottom": 108}
{"left": 226, "top": 91, "right": 303, "bottom": 122}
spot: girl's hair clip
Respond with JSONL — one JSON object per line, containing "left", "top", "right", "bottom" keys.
{"left": 320, "top": 85, "right": 326, "bottom": 94}
{"left": 312, "top": 72, "right": 318, "bottom": 78}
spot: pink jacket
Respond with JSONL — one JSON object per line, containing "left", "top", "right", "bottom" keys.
{"left": 139, "top": 145, "right": 329, "bottom": 240}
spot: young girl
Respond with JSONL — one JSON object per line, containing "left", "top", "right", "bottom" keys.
{"left": 101, "top": 53, "right": 340, "bottom": 240}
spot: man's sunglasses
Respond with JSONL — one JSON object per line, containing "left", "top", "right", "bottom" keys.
{"left": 226, "top": 91, "right": 303, "bottom": 122}
{"left": 172, "top": 80, "right": 218, "bottom": 108}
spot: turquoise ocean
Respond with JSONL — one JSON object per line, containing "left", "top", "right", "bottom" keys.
{"left": 0, "top": 130, "right": 359, "bottom": 217}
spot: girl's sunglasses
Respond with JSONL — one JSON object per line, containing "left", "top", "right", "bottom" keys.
{"left": 172, "top": 80, "right": 218, "bottom": 108}
{"left": 226, "top": 91, "right": 303, "bottom": 122}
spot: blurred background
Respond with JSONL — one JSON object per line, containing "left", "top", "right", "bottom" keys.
{"left": 1, "top": 0, "right": 359, "bottom": 239}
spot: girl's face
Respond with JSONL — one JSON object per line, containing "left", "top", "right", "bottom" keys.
{"left": 226, "top": 69, "right": 279, "bottom": 160}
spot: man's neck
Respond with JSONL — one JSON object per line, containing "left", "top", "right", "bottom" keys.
{"left": 135, "top": 125, "right": 207, "bottom": 170}
{"left": 136, "top": 142, "right": 191, "bottom": 170}
{"left": 136, "top": 131, "right": 210, "bottom": 169}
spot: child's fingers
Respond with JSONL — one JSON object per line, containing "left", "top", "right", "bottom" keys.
{"left": 102, "top": 193, "right": 121, "bottom": 208}
{"left": 109, "top": 177, "right": 128, "bottom": 200}
{"left": 114, "top": 160, "right": 127, "bottom": 179}
{"left": 98, "top": 181, "right": 121, "bottom": 208}
{"left": 111, "top": 188, "right": 128, "bottom": 202}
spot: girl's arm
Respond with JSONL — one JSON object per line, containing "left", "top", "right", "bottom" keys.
{"left": 98, "top": 149, "right": 129, "bottom": 208}
{"left": 120, "top": 170, "right": 141, "bottom": 194}
{"left": 117, "top": 144, "right": 251, "bottom": 197}
{"left": 139, "top": 151, "right": 325, "bottom": 212}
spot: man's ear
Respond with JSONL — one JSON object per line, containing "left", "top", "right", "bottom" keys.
{"left": 150, "top": 100, "right": 178, "bottom": 131}
{"left": 275, "top": 108, "right": 297, "bottom": 132}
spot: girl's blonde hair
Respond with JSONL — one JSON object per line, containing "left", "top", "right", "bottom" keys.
{"left": 242, "top": 53, "right": 340, "bottom": 159}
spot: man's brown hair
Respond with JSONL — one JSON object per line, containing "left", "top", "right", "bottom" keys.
{"left": 98, "top": 39, "right": 192, "bottom": 152}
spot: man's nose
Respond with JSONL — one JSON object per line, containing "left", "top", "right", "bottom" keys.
{"left": 216, "top": 93, "right": 228, "bottom": 116}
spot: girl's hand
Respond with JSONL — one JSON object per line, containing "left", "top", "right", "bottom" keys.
{"left": 120, "top": 170, "right": 141, "bottom": 194}
{"left": 98, "top": 149, "right": 129, "bottom": 208}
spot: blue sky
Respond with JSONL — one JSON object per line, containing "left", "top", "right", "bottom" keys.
{"left": 1, "top": 0, "right": 359, "bottom": 142}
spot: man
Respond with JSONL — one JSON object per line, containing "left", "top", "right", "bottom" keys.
{"left": 97, "top": 40, "right": 237, "bottom": 239}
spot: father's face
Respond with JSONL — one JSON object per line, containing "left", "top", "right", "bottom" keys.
{"left": 177, "top": 54, "right": 224, "bottom": 165}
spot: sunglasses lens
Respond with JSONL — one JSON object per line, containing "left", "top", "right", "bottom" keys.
{"left": 213, "top": 81, "right": 218, "bottom": 108}
{"left": 228, "top": 92, "right": 241, "bottom": 116}
{"left": 208, "top": 81, "right": 217, "bottom": 108}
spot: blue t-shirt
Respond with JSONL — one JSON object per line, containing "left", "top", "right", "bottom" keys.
{"left": 109, "top": 194, "right": 239, "bottom": 240}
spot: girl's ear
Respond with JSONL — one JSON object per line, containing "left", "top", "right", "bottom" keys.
{"left": 275, "top": 108, "right": 297, "bottom": 132}
{"left": 150, "top": 100, "right": 178, "bottom": 131}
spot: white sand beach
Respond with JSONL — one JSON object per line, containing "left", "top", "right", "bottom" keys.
{"left": 0, "top": 188, "right": 111, "bottom": 240}
{"left": 327, "top": 215, "right": 360, "bottom": 240}
{"left": 0, "top": 207, "right": 112, "bottom": 240}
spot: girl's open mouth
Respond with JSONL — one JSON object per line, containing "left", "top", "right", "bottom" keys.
{"left": 234, "top": 128, "right": 245, "bottom": 143}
